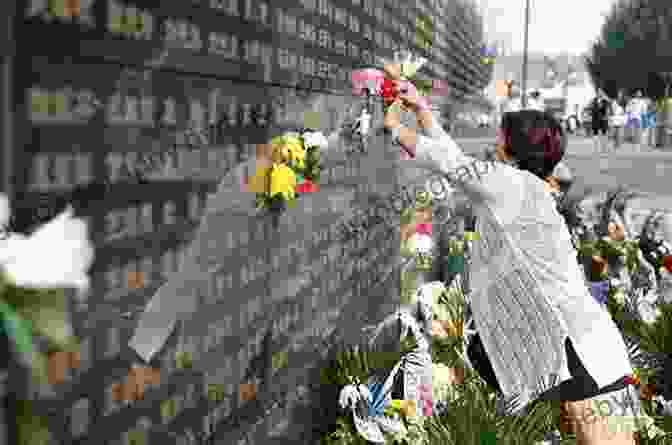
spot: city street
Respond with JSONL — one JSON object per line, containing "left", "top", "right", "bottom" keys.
{"left": 457, "top": 134, "right": 672, "bottom": 215}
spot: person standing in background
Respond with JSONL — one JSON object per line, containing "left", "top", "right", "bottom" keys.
{"left": 589, "top": 91, "right": 611, "bottom": 154}
{"left": 643, "top": 96, "right": 657, "bottom": 148}
{"left": 609, "top": 95, "right": 626, "bottom": 150}
{"left": 527, "top": 91, "right": 545, "bottom": 112}
{"left": 627, "top": 90, "right": 648, "bottom": 151}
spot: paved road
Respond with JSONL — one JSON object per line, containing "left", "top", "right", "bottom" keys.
{"left": 456, "top": 135, "right": 672, "bottom": 215}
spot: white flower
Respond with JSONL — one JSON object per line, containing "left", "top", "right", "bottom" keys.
{"left": 408, "top": 233, "right": 434, "bottom": 255}
{"left": 302, "top": 131, "right": 328, "bottom": 149}
{"left": 638, "top": 301, "right": 660, "bottom": 324}
{"left": 0, "top": 206, "right": 94, "bottom": 291}
{"left": 338, "top": 384, "right": 370, "bottom": 410}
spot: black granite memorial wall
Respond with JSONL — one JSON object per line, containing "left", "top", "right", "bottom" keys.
{"left": 3, "top": 0, "right": 489, "bottom": 444}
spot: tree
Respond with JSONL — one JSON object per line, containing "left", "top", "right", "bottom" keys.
{"left": 587, "top": 0, "right": 672, "bottom": 99}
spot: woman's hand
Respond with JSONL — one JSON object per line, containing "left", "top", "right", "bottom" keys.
{"left": 608, "top": 221, "right": 626, "bottom": 241}
{"left": 383, "top": 63, "right": 402, "bottom": 80}
{"left": 399, "top": 82, "right": 430, "bottom": 113}
{"left": 383, "top": 100, "right": 402, "bottom": 130}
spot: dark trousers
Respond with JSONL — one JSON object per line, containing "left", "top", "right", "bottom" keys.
{"left": 467, "top": 333, "right": 627, "bottom": 402}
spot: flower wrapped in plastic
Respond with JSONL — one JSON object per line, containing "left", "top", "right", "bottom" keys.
{"left": 252, "top": 130, "right": 325, "bottom": 212}
{"left": 337, "top": 363, "right": 407, "bottom": 443}
{"left": 0, "top": 194, "right": 94, "bottom": 444}
{"left": 0, "top": 201, "right": 92, "bottom": 382}
{"left": 271, "top": 133, "right": 306, "bottom": 170}
{"left": 351, "top": 49, "right": 431, "bottom": 111}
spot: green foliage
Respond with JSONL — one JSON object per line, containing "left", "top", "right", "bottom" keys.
{"left": 587, "top": 0, "right": 672, "bottom": 98}
{"left": 319, "top": 336, "right": 416, "bottom": 388}
{"left": 302, "top": 145, "right": 322, "bottom": 183}
{"left": 635, "top": 303, "right": 672, "bottom": 355}
{"left": 424, "top": 380, "right": 561, "bottom": 445}
{"left": 321, "top": 417, "right": 370, "bottom": 445}
{"left": 0, "top": 272, "right": 77, "bottom": 384}
{"left": 16, "top": 399, "right": 52, "bottom": 445}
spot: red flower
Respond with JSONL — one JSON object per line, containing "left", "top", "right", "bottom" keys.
{"left": 380, "top": 79, "right": 398, "bottom": 105}
{"left": 296, "top": 179, "right": 319, "bottom": 193}
{"left": 624, "top": 375, "right": 640, "bottom": 386}
{"left": 663, "top": 255, "right": 672, "bottom": 273}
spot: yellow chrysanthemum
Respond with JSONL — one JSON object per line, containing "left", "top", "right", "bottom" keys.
{"left": 247, "top": 165, "right": 271, "bottom": 193}
{"left": 272, "top": 141, "right": 305, "bottom": 166}
{"left": 269, "top": 163, "right": 296, "bottom": 200}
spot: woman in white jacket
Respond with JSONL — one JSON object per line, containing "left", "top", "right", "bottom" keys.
{"left": 383, "top": 71, "right": 638, "bottom": 444}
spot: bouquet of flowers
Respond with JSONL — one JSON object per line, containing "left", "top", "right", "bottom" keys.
{"left": 351, "top": 50, "right": 431, "bottom": 112}
{"left": 400, "top": 192, "right": 434, "bottom": 265}
{"left": 0, "top": 194, "right": 93, "bottom": 444}
{"left": 247, "top": 130, "right": 327, "bottom": 213}
{"left": 322, "top": 281, "right": 460, "bottom": 445}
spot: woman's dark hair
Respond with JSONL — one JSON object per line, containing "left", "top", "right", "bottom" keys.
{"left": 499, "top": 110, "right": 566, "bottom": 180}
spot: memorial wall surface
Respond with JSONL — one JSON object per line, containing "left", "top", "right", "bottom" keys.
{"left": 3, "top": 0, "right": 489, "bottom": 444}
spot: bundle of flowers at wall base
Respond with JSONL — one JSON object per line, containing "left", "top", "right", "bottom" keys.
{"left": 247, "top": 131, "right": 326, "bottom": 213}
{"left": 320, "top": 280, "right": 470, "bottom": 445}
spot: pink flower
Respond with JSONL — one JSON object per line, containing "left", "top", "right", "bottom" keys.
{"left": 422, "top": 400, "right": 433, "bottom": 416}
{"left": 350, "top": 68, "right": 385, "bottom": 97}
{"left": 400, "top": 147, "right": 415, "bottom": 159}
{"left": 417, "top": 384, "right": 433, "bottom": 416}
{"left": 416, "top": 223, "right": 432, "bottom": 236}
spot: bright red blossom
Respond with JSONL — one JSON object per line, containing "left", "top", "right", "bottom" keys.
{"left": 296, "top": 179, "right": 319, "bottom": 193}
{"left": 662, "top": 255, "right": 672, "bottom": 273}
{"left": 380, "top": 79, "right": 398, "bottom": 105}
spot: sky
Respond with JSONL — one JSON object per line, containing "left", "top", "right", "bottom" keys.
{"left": 478, "top": 0, "right": 617, "bottom": 55}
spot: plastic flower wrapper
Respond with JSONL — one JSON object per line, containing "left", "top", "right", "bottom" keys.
{"left": 339, "top": 361, "right": 407, "bottom": 443}
{"left": 302, "top": 131, "right": 328, "bottom": 149}
{"left": 0, "top": 206, "right": 93, "bottom": 291}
